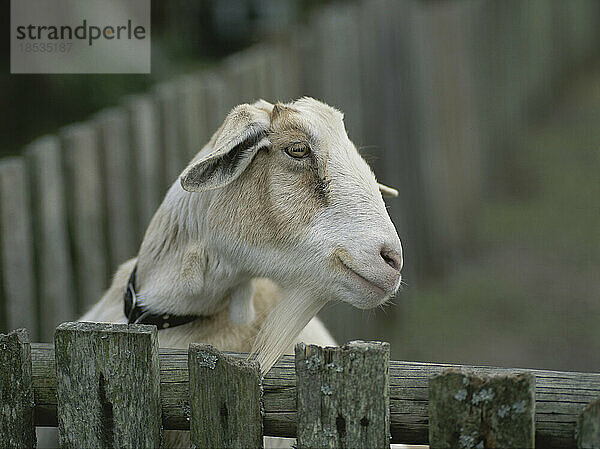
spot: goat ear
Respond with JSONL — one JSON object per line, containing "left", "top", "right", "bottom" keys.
{"left": 180, "top": 103, "right": 271, "bottom": 192}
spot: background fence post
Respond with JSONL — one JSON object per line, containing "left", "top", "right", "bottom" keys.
{"left": 123, "top": 94, "right": 162, "bottom": 239}
{"left": 0, "top": 328, "right": 36, "bottom": 449}
{"left": 202, "top": 72, "right": 233, "bottom": 135}
{"left": 26, "top": 137, "right": 77, "bottom": 341}
{"left": 295, "top": 341, "right": 390, "bottom": 449}
{"left": 188, "top": 343, "right": 263, "bottom": 449}
{"left": 577, "top": 398, "right": 600, "bottom": 448}
{"left": 61, "top": 124, "right": 109, "bottom": 313}
{"left": 0, "top": 158, "right": 37, "bottom": 338}
{"left": 177, "top": 75, "right": 209, "bottom": 163}
{"left": 95, "top": 108, "right": 138, "bottom": 273}
{"left": 54, "top": 322, "right": 162, "bottom": 448}
{"left": 155, "top": 82, "right": 187, "bottom": 187}
{"left": 429, "top": 369, "right": 535, "bottom": 448}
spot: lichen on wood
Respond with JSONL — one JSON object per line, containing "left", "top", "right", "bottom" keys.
{"left": 429, "top": 369, "right": 535, "bottom": 448}
{"left": 188, "top": 343, "right": 263, "bottom": 449}
{"left": 295, "top": 340, "right": 390, "bottom": 449}
{"left": 577, "top": 398, "right": 600, "bottom": 449}
{"left": 0, "top": 329, "right": 36, "bottom": 449}
{"left": 54, "top": 322, "right": 162, "bottom": 448}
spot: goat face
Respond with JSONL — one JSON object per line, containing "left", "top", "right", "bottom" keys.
{"left": 181, "top": 97, "right": 403, "bottom": 309}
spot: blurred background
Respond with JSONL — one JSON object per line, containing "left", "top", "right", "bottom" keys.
{"left": 1, "top": 0, "right": 599, "bottom": 375}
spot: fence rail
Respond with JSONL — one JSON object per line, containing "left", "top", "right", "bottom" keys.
{"left": 0, "top": 326, "right": 598, "bottom": 448}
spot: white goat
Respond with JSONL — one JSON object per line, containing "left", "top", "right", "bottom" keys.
{"left": 81, "top": 97, "right": 403, "bottom": 447}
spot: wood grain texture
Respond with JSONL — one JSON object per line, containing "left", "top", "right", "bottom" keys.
{"left": 224, "top": 50, "right": 260, "bottom": 106}
{"left": 203, "top": 72, "right": 234, "bottom": 133}
{"left": 27, "top": 344, "right": 600, "bottom": 447}
{"left": 177, "top": 75, "right": 209, "bottom": 162}
{"left": 26, "top": 137, "right": 77, "bottom": 341}
{"left": 264, "top": 43, "right": 288, "bottom": 103}
{"left": 189, "top": 343, "right": 263, "bottom": 449}
{"left": 54, "top": 322, "right": 162, "bottom": 448}
{"left": 61, "top": 124, "right": 109, "bottom": 312}
{"left": 0, "top": 158, "right": 37, "bottom": 337}
{"left": 0, "top": 329, "right": 36, "bottom": 449}
{"left": 155, "top": 82, "right": 186, "bottom": 186}
{"left": 95, "top": 108, "right": 137, "bottom": 272}
{"left": 28, "top": 344, "right": 600, "bottom": 447}
{"left": 311, "top": 4, "right": 363, "bottom": 145}
{"left": 123, "top": 94, "right": 162, "bottom": 238}
{"left": 295, "top": 341, "right": 390, "bottom": 449}
{"left": 407, "top": 0, "right": 483, "bottom": 268}
{"left": 429, "top": 369, "right": 535, "bottom": 448}
{"left": 577, "top": 398, "right": 600, "bottom": 449}
{"left": 250, "top": 45, "right": 271, "bottom": 101}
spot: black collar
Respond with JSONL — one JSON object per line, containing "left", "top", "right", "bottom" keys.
{"left": 124, "top": 265, "right": 200, "bottom": 329}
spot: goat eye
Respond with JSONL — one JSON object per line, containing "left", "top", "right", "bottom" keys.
{"left": 285, "top": 144, "right": 310, "bottom": 159}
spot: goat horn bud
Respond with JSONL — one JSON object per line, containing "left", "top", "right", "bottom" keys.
{"left": 378, "top": 183, "right": 398, "bottom": 198}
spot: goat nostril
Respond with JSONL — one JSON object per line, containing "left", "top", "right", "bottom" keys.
{"left": 380, "top": 249, "right": 402, "bottom": 272}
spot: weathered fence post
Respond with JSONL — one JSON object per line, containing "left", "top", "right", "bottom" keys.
{"left": 55, "top": 322, "right": 162, "bottom": 448}
{"left": 188, "top": 344, "right": 263, "bottom": 449}
{"left": 26, "top": 137, "right": 77, "bottom": 341}
{"left": 0, "top": 329, "right": 36, "bottom": 449}
{"left": 155, "top": 82, "right": 186, "bottom": 186}
{"left": 95, "top": 108, "right": 137, "bottom": 273}
{"left": 577, "top": 398, "right": 600, "bottom": 448}
{"left": 429, "top": 369, "right": 535, "bottom": 448}
{"left": 0, "top": 158, "right": 37, "bottom": 337}
{"left": 224, "top": 50, "right": 260, "bottom": 106}
{"left": 61, "top": 124, "right": 109, "bottom": 313}
{"left": 123, "top": 94, "right": 162, "bottom": 238}
{"left": 295, "top": 341, "right": 390, "bottom": 449}
{"left": 177, "top": 75, "right": 209, "bottom": 162}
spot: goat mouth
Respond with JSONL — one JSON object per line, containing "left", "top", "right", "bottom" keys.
{"left": 335, "top": 256, "right": 386, "bottom": 296}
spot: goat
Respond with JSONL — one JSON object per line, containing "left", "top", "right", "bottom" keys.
{"left": 81, "top": 97, "right": 403, "bottom": 447}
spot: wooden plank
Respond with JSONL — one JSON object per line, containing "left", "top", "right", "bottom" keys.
{"left": 406, "top": 0, "right": 483, "bottom": 270}
{"left": 0, "top": 158, "right": 37, "bottom": 337}
{"left": 54, "top": 322, "right": 162, "bottom": 448}
{"left": 155, "top": 82, "right": 187, "bottom": 186}
{"left": 577, "top": 398, "right": 600, "bottom": 448}
{"left": 203, "top": 72, "right": 234, "bottom": 136}
{"left": 252, "top": 45, "right": 272, "bottom": 101}
{"left": 264, "top": 43, "right": 287, "bottom": 103}
{"left": 312, "top": 5, "right": 363, "bottom": 145}
{"left": 177, "top": 75, "right": 209, "bottom": 162}
{"left": 188, "top": 344, "right": 262, "bottom": 449}
{"left": 429, "top": 369, "right": 535, "bottom": 448}
{"left": 26, "top": 137, "right": 77, "bottom": 341}
{"left": 28, "top": 346, "right": 600, "bottom": 447}
{"left": 61, "top": 123, "right": 109, "bottom": 313}
{"left": 95, "top": 108, "right": 137, "bottom": 272}
{"left": 288, "top": 25, "right": 314, "bottom": 100}
{"left": 295, "top": 341, "right": 390, "bottom": 449}
{"left": 0, "top": 329, "right": 36, "bottom": 449}
{"left": 224, "top": 50, "right": 259, "bottom": 106}
{"left": 123, "top": 94, "right": 162, "bottom": 238}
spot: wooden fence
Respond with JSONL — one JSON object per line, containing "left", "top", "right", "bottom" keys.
{"left": 1, "top": 325, "right": 600, "bottom": 448}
